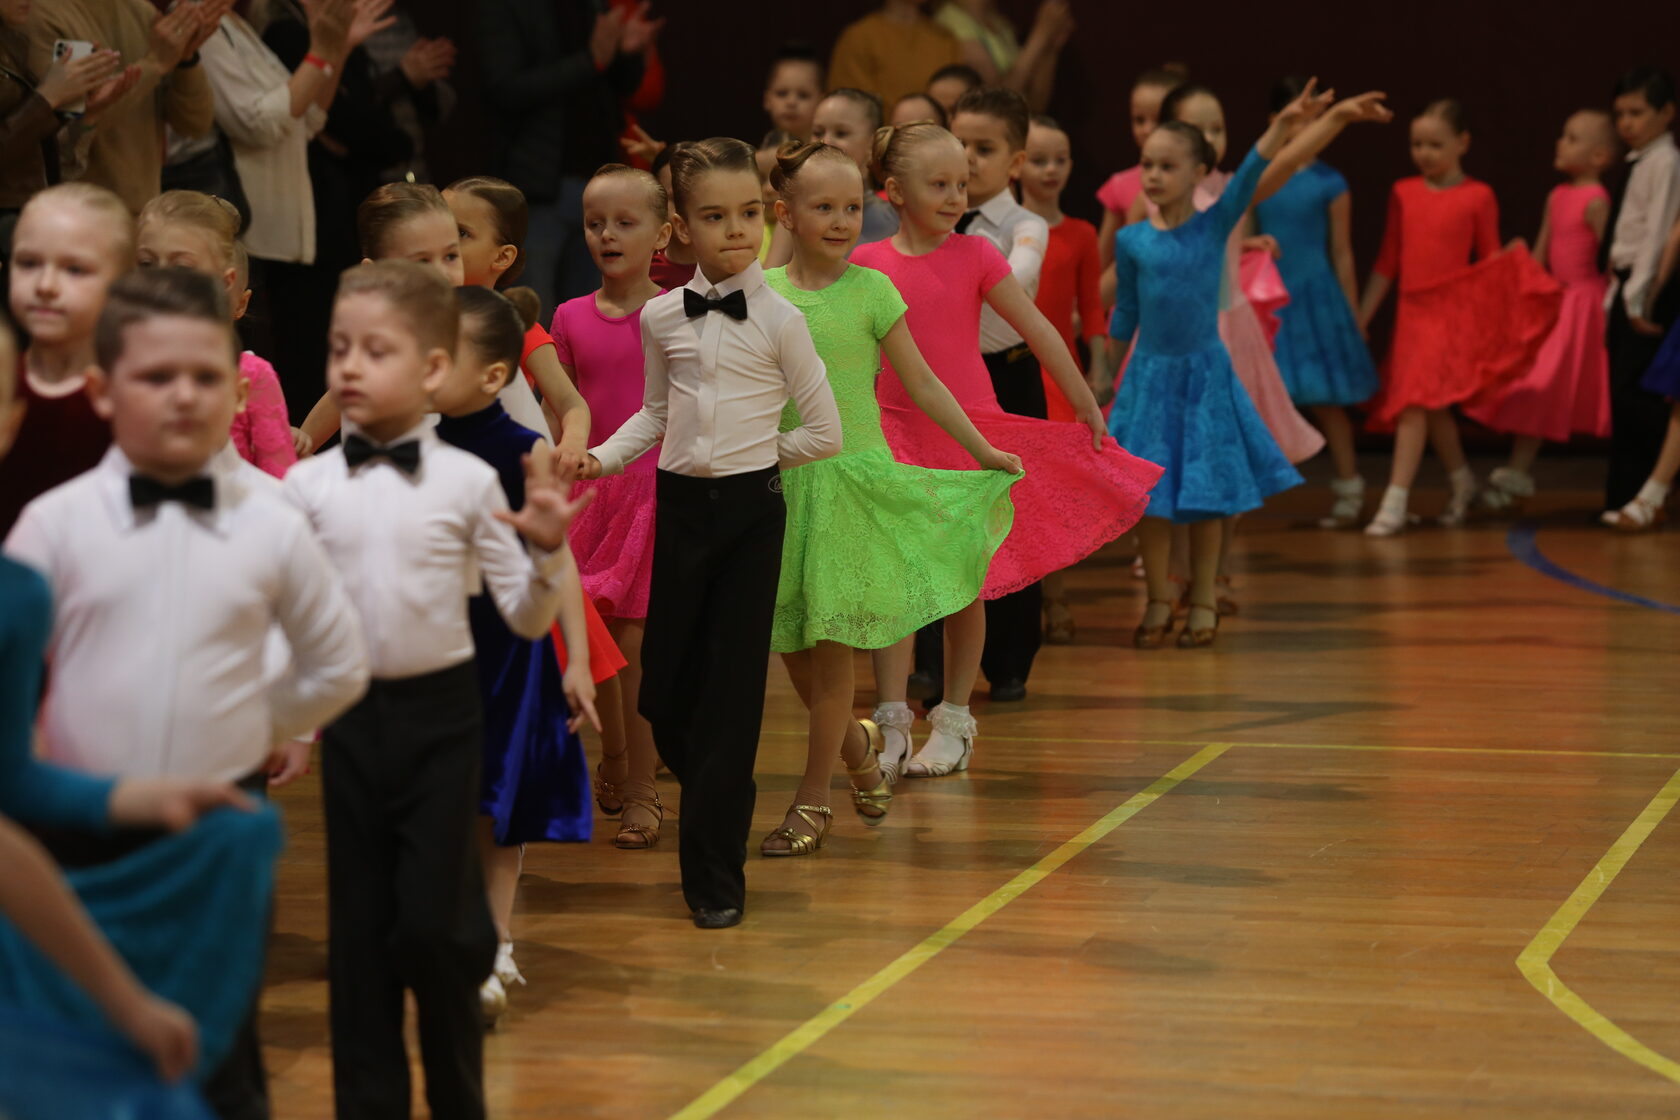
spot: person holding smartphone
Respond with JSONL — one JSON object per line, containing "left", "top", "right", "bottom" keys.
{"left": 0, "top": 0, "right": 140, "bottom": 248}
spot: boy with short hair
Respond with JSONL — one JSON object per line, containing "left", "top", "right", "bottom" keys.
{"left": 282, "top": 259, "right": 588, "bottom": 1119}
{"left": 763, "top": 42, "right": 823, "bottom": 140}
{"left": 950, "top": 85, "right": 1049, "bottom": 702}
{"left": 1603, "top": 66, "right": 1680, "bottom": 513}
{"left": 5, "top": 265, "right": 370, "bottom": 1114}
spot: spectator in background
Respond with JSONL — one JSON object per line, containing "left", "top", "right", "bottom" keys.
{"left": 828, "top": 0, "right": 962, "bottom": 114}
{"left": 198, "top": 0, "right": 384, "bottom": 421}
{"left": 0, "top": 3, "right": 138, "bottom": 249}
{"left": 258, "top": 0, "right": 452, "bottom": 421}
{"left": 478, "top": 0, "right": 662, "bottom": 315}
{"left": 361, "top": 3, "right": 458, "bottom": 184}
{"left": 28, "top": 0, "right": 226, "bottom": 214}
{"left": 932, "top": 0, "right": 1073, "bottom": 113}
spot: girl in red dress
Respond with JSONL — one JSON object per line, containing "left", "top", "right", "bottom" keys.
{"left": 1357, "top": 99, "right": 1560, "bottom": 535}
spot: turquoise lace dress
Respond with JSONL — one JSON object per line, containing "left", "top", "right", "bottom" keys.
{"left": 765, "top": 264, "right": 1018, "bottom": 652}
{"left": 1107, "top": 146, "right": 1303, "bottom": 522}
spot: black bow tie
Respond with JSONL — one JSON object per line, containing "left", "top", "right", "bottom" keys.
{"left": 683, "top": 287, "right": 748, "bottom": 322}
{"left": 343, "top": 434, "right": 421, "bottom": 474}
{"left": 955, "top": 209, "right": 981, "bottom": 234}
{"left": 129, "top": 474, "right": 215, "bottom": 511}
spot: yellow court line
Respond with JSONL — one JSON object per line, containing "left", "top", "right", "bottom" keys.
{"left": 761, "top": 728, "right": 1680, "bottom": 762}
{"left": 668, "top": 742, "right": 1232, "bottom": 1120}
{"left": 1517, "top": 766, "right": 1680, "bottom": 1084}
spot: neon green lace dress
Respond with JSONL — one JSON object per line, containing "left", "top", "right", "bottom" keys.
{"left": 766, "top": 264, "right": 1018, "bottom": 652}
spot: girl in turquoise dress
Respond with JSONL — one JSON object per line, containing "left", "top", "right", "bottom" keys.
{"left": 758, "top": 141, "right": 1022, "bottom": 857}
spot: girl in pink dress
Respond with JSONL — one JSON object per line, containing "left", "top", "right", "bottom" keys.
{"left": 1466, "top": 111, "right": 1617, "bottom": 510}
{"left": 136, "top": 192, "right": 295, "bottom": 478}
{"left": 1095, "top": 65, "right": 1188, "bottom": 272}
{"left": 1358, "top": 100, "right": 1561, "bottom": 535}
{"left": 853, "top": 121, "right": 1161, "bottom": 779}
{"left": 552, "top": 165, "right": 670, "bottom": 849}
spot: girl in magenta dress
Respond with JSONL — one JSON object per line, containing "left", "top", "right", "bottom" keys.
{"left": 1358, "top": 100, "right": 1561, "bottom": 535}
{"left": 553, "top": 165, "right": 669, "bottom": 849}
{"left": 853, "top": 121, "right": 1161, "bottom": 779}
{"left": 1466, "top": 111, "right": 1617, "bottom": 511}
{"left": 1095, "top": 66, "right": 1187, "bottom": 274}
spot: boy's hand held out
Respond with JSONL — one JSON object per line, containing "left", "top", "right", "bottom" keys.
{"left": 497, "top": 443, "right": 595, "bottom": 551}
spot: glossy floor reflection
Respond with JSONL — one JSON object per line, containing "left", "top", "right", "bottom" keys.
{"left": 262, "top": 458, "right": 1680, "bottom": 1118}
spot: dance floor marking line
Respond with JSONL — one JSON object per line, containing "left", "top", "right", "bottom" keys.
{"left": 1516, "top": 765, "right": 1680, "bottom": 1085}
{"left": 668, "top": 742, "right": 1233, "bottom": 1120}
{"left": 763, "top": 728, "right": 1680, "bottom": 762}
{"left": 1508, "top": 521, "right": 1680, "bottom": 615}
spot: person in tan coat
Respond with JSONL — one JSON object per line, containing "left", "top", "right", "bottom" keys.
{"left": 27, "top": 0, "right": 226, "bottom": 214}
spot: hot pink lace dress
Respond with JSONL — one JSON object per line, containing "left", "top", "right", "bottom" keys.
{"left": 553, "top": 293, "right": 660, "bottom": 620}
{"left": 851, "top": 236, "right": 1162, "bottom": 596}
{"left": 231, "top": 352, "right": 296, "bottom": 478}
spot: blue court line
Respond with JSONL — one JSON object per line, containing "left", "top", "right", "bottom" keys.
{"left": 1508, "top": 522, "right": 1680, "bottom": 616}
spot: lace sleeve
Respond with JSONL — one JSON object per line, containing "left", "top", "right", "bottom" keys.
{"left": 240, "top": 355, "right": 298, "bottom": 478}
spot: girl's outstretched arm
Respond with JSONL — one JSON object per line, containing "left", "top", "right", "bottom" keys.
{"left": 1256, "top": 88, "right": 1392, "bottom": 202}
{"left": 985, "top": 275, "right": 1106, "bottom": 448}
{"left": 880, "top": 321, "right": 1022, "bottom": 473}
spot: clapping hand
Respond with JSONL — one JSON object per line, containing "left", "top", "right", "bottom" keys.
{"left": 347, "top": 0, "right": 397, "bottom": 52}
{"left": 184, "top": 0, "right": 234, "bottom": 57}
{"left": 147, "top": 3, "right": 198, "bottom": 70}
{"left": 618, "top": 2, "right": 664, "bottom": 55}
{"left": 84, "top": 63, "right": 142, "bottom": 122}
{"left": 400, "top": 36, "right": 455, "bottom": 86}
{"left": 36, "top": 46, "right": 121, "bottom": 111}
{"left": 497, "top": 442, "right": 595, "bottom": 551}
{"left": 620, "top": 122, "right": 666, "bottom": 164}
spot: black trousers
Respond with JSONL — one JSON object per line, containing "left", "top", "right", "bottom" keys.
{"left": 321, "top": 662, "right": 497, "bottom": 1120}
{"left": 980, "top": 344, "right": 1045, "bottom": 688}
{"left": 1605, "top": 282, "right": 1670, "bottom": 510}
{"left": 31, "top": 771, "right": 274, "bottom": 1120}
{"left": 639, "top": 466, "right": 785, "bottom": 913}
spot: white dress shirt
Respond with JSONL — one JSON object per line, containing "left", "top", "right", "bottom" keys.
{"left": 591, "top": 260, "right": 841, "bottom": 478}
{"left": 1608, "top": 131, "right": 1680, "bottom": 319}
{"left": 4, "top": 447, "right": 368, "bottom": 782}
{"left": 283, "top": 419, "right": 569, "bottom": 679}
{"left": 964, "top": 189, "right": 1049, "bottom": 353}
{"left": 201, "top": 14, "right": 327, "bottom": 264}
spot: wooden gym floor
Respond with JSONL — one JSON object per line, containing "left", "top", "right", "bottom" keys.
{"left": 260, "top": 456, "right": 1680, "bottom": 1118}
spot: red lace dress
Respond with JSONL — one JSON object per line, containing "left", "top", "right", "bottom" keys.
{"left": 1368, "top": 176, "right": 1560, "bottom": 425}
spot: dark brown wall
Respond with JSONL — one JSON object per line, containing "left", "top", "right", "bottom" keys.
{"left": 418, "top": 1, "right": 1677, "bottom": 271}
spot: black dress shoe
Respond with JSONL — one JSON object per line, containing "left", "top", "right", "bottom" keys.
{"left": 988, "top": 679, "right": 1027, "bottom": 703}
{"left": 691, "top": 907, "right": 743, "bottom": 929}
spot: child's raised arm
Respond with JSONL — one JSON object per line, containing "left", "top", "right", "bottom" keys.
{"left": 880, "top": 321, "right": 1022, "bottom": 473}
{"left": 1257, "top": 87, "right": 1392, "bottom": 203}
{"left": 984, "top": 275, "right": 1107, "bottom": 448}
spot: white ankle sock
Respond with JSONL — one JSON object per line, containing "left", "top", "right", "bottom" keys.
{"left": 1378, "top": 484, "right": 1409, "bottom": 510}
{"left": 1449, "top": 466, "right": 1476, "bottom": 493}
{"left": 1637, "top": 479, "right": 1672, "bottom": 506}
{"left": 941, "top": 703, "right": 971, "bottom": 717}
{"left": 878, "top": 700, "right": 910, "bottom": 713}
{"left": 1330, "top": 476, "right": 1365, "bottom": 498}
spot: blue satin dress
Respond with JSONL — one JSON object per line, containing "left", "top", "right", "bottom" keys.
{"left": 435, "top": 403, "right": 591, "bottom": 845}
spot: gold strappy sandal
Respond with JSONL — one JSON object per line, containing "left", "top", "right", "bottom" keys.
{"left": 760, "top": 803, "right": 832, "bottom": 857}
{"left": 593, "top": 759, "right": 625, "bottom": 817}
{"left": 614, "top": 794, "right": 664, "bottom": 849}
{"left": 846, "top": 719, "right": 892, "bottom": 826}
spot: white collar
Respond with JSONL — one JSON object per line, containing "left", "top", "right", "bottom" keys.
{"left": 686, "top": 259, "right": 765, "bottom": 299}
{"left": 96, "top": 445, "right": 229, "bottom": 534}
{"left": 1629, "top": 131, "right": 1677, "bottom": 163}
{"left": 974, "top": 190, "right": 1021, "bottom": 225}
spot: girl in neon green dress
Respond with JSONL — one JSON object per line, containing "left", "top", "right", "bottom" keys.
{"left": 759, "top": 141, "right": 1021, "bottom": 857}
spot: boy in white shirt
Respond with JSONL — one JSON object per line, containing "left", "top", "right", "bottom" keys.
{"left": 5, "top": 266, "right": 369, "bottom": 1116}
{"left": 283, "top": 260, "right": 587, "bottom": 1120}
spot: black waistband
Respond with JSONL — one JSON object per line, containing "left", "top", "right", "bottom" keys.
{"left": 983, "top": 342, "right": 1034, "bottom": 364}
{"left": 370, "top": 658, "right": 477, "bottom": 693}
{"left": 657, "top": 464, "right": 781, "bottom": 492}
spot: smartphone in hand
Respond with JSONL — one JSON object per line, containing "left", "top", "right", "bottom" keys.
{"left": 52, "top": 39, "right": 96, "bottom": 117}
